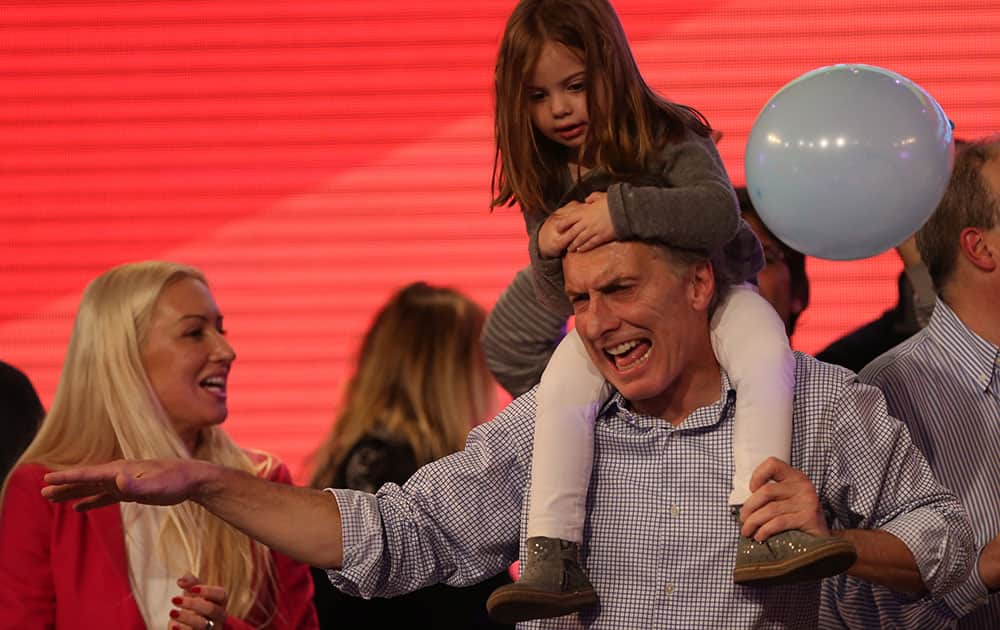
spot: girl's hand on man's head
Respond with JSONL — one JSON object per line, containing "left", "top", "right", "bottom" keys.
{"left": 563, "top": 192, "right": 614, "bottom": 253}
{"left": 538, "top": 213, "right": 574, "bottom": 258}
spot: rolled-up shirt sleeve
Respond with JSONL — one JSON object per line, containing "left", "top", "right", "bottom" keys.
{"left": 941, "top": 549, "right": 991, "bottom": 619}
{"left": 820, "top": 379, "right": 976, "bottom": 628}
{"left": 325, "top": 403, "right": 533, "bottom": 598}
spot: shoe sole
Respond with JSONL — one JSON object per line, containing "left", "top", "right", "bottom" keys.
{"left": 486, "top": 586, "right": 599, "bottom": 624}
{"left": 733, "top": 540, "right": 858, "bottom": 587}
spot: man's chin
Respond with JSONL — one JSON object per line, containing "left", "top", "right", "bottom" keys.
{"left": 608, "top": 378, "right": 659, "bottom": 405}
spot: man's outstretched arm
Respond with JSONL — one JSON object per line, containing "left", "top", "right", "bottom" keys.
{"left": 42, "top": 459, "right": 345, "bottom": 568}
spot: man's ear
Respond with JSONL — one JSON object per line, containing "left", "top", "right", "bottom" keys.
{"left": 959, "top": 227, "right": 998, "bottom": 273}
{"left": 687, "top": 261, "right": 715, "bottom": 311}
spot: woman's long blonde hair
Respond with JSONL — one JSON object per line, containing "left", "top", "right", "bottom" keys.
{"left": 491, "top": 0, "right": 712, "bottom": 215}
{"left": 309, "top": 282, "right": 494, "bottom": 490}
{"left": 3, "top": 261, "right": 276, "bottom": 623}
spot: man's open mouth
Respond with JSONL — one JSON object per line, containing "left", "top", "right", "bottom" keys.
{"left": 605, "top": 339, "right": 651, "bottom": 372}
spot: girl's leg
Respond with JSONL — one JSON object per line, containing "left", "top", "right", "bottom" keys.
{"left": 488, "top": 328, "right": 608, "bottom": 623}
{"left": 711, "top": 283, "right": 856, "bottom": 586}
{"left": 527, "top": 327, "right": 611, "bottom": 541}
{"left": 710, "top": 283, "right": 793, "bottom": 505}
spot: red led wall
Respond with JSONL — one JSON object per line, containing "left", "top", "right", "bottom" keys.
{"left": 1, "top": 1, "right": 997, "bottom": 478}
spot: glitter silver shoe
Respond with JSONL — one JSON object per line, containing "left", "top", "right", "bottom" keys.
{"left": 733, "top": 529, "right": 857, "bottom": 586}
{"left": 486, "top": 536, "right": 598, "bottom": 623}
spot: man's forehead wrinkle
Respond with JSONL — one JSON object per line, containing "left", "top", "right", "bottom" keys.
{"left": 566, "top": 255, "right": 624, "bottom": 295}
{"left": 591, "top": 264, "right": 628, "bottom": 291}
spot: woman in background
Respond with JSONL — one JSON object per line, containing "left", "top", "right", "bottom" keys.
{"left": 309, "top": 281, "right": 512, "bottom": 629}
{"left": 0, "top": 261, "right": 318, "bottom": 629}
{"left": 0, "top": 360, "right": 45, "bottom": 481}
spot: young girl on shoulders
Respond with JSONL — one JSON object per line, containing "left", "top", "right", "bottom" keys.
{"left": 485, "top": 0, "right": 855, "bottom": 623}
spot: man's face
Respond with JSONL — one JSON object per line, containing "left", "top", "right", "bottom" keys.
{"left": 563, "top": 241, "right": 714, "bottom": 419}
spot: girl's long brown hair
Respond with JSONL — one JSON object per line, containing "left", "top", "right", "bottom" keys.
{"left": 309, "top": 282, "right": 495, "bottom": 490}
{"left": 491, "top": 0, "right": 711, "bottom": 215}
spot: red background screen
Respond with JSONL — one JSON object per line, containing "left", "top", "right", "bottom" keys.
{"left": 2, "top": 0, "right": 997, "bottom": 477}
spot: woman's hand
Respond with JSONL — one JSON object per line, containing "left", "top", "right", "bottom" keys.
{"left": 169, "top": 573, "right": 229, "bottom": 630}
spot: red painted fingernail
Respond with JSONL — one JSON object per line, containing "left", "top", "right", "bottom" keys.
{"left": 190, "top": 586, "right": 201, "bottom": 594}
{"left": 171, "top": 597, "right": 182, "bottom": 605}
{"left": 169, "top": 610, "right": 179, "bottom": 619}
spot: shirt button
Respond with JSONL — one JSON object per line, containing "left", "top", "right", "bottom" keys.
{"left": 665, "top": 583, "right": 675, "bottom": 595}
{"left": 670, "top": 505, "right": 680, "bottom": 517}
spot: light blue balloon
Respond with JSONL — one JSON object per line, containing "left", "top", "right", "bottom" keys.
{"left": 745, "top": 64, "right": 954, "bottom": 260}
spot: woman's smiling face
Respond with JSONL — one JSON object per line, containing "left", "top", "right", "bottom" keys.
{"left": 141, "top": 276, "right": 235, "bottom": 450}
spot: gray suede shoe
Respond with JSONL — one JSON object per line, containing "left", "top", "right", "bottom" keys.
{"left": 733, "top": 529, "right": 857, "bottom": 586}
{"left": 486, "top": 537, "right": 598, "bottom": 623}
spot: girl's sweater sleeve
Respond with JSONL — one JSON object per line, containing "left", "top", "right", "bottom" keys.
{"left": 481, "top": 265, "right": 566, "bottom": 397}
{"left": 525, "top": 202, "right": 575, "bottom": 317}
{"left": 606, "top": 129, "right": 740, "bottom": 250}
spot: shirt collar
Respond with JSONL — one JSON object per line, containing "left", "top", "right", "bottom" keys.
{"left": 928, "top": 299, "right": 1000, "bottom": 394}
{"left": 600, "top": 369, "right": 736, "bottom": 432}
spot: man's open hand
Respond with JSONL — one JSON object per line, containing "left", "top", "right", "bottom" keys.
{"left": 42, "top": 459, "right": 208, "bottom": 511}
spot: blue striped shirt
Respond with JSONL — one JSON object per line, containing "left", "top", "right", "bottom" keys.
{"left": 328, "top": 354, "right": 973, "bottom": 629}
{"left": 824, "top": 300, "right": 1000, "bottom": 629}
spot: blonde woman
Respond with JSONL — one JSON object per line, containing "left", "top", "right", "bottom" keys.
{"left": 0, "top": 261, "right": 318, "bottom": 630}
{"left": 309, "top": 282, "right": 511, "bottom": 629}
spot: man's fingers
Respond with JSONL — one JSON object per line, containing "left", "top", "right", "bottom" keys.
{"left": 43, "top": 463, "right": 120, "bottom": 485}
{"left": 740, "top": 461, "right": 821, "bottom": 540}
{"left": 748, "top": 457, "right": 800, "bottom": 492}
{"left": 41, "top": 481, "right": 111, "bottom": 503}
{"left": 743, "top": 479, "right": 815, "bottom": 519}
{"left": 43, "top": 464, "right": 137, "bottom": 502}
{"left": 741, "top": 496, "right": 816, "bottom": 541}
{"left": 739, "top": 479, "right": 784, "bottom": 521}
{"left": 740, "top": 497, "right": 783, "bottom": 538}
{"left": 74, "top": 492, "right": 121, "bottom": 512}
{"left": 753, "top": 514, "right": 805, "bottom": 541}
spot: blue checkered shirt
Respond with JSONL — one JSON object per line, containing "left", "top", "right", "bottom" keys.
{"left": 822, "top": 300, "right": 1000, "bottom": 629}
{"left": 328, "top": 353, "right": 973, "bottom": 628}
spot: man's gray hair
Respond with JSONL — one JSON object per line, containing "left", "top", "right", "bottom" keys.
{"left": 642, "top": 239, "right": 732, "bottom": 317}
